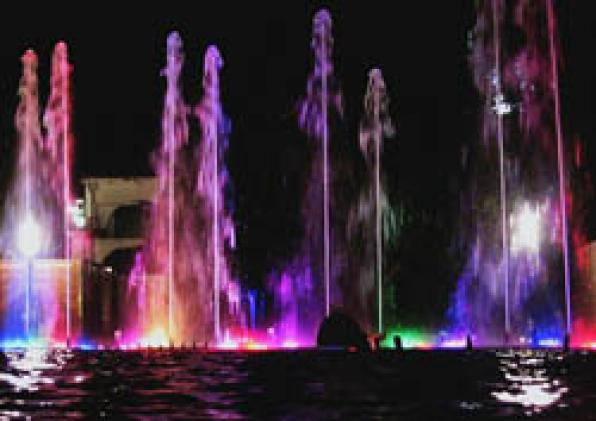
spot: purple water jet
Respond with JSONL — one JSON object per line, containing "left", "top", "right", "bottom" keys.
{"left": 196, "top": 45, "right": 238, "bottom": 343}
{"left": 298, "top": 9, "right": 343, "bottom": 319}
{"left": 129, "top": 33, "right": 238, "bottom": 346}
{"left": 268, "top": 9, "right": 344, "bottom": 343}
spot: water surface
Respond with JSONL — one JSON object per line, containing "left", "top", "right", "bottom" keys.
{"left": 0, "top": 349, "right": 594, "bottom": 420}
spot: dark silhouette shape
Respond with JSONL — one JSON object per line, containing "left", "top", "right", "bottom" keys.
{"left": 394, "top": 335, "right": 403, "bottom": 351}
{"left": 317, "top": 311, "right": 370, "bottom": 351}
{"left": 564, "top": 333, "right": 570, "bottom": 352}
{"left": 466, "top": 334, "right": 473, "bottom": 351}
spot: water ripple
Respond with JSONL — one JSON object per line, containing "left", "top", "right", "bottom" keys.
{"left": 0, "top": 349, "right": 593, "bottom": 419}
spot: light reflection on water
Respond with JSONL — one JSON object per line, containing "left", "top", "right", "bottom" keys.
{"left": 0, "top": 348, "right": 72, "bottom": 418}
{"left": 0, "top": 349, "right": 592, "bottom": 419}
{"left": 492, "top": 350, "right": 568, "bottom": 414}
{"left": 0, "top": 348, "right": 67, "bottom": 392}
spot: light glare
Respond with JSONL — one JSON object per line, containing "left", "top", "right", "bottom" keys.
{"left": 17, "top": 214, "right": 42, "bottom": 258}
{"left": 511, "top": 203, "right": 541, "bottom": 254}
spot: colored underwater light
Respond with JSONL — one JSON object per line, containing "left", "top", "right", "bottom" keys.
{"left": 76, "top": 341, "right": 96, "bottom": 351}
{"left": 217, "top": 337, "right": 239, "bottom": 350}
{"left": 536, "top": 338, "right": 562, "bottom": 348}
{"left": 440, "top": 338, "right": 468, "bottom": 349}
{"left": 216, "top": 336, "right": 269, "bottom": 351}
{"left": 243, "top": 340, "right": 268, "bottom": 351}
{"left": 0, "top": 337, "right": 99, "bottom": 350}
{"left": 281, "top": 339, "right": 300, "bottom": 349}
{"left": 17, "top": 213, "right": 42, "bottom": 258}
{"left": 139, "top": 326, "right": 169, "bottom": 347}
{"left": 0, "top": 337, "right": 48, "bottom": 349}
{"left": 380, "top": 327, "right": 433, "bottom": 349}
{"left": 572, "top": 336, "right": 596, "bottom": 350}
{"left": 216, "top": 328, "right": 305, "bottom": 351}
{"left": 531, "top": 324, "right": 565, "bottom": 349}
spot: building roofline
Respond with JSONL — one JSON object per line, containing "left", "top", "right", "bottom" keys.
{"left": 81, "top": 176, "right": 157, "bottom": 183}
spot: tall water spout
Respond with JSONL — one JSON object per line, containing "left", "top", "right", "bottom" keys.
{"left": 298, "top": 9, "right": 341, "bottom": 318}
{"left": 491, "top": 0, "right": 511, "bottom": 341}
{"left": 141, "top": 31, "right": 189, "bottom": 343}
{"left": 133, "top": 33, "right": 238, "bottom": 346}
{"left": 166, "top": 33, "right": 184, "bottom": 339}
{"left": 196, "top": 45, "right": 237, "bottom": 344}
{"left": 0, "top": 43, "right": 80, "bottom": 345}
{"left": 17, "top": 50, "right": 42, "bottom": 337}
{"left": 448, "top": 0, "right": 567, "bottom": 346}
{"left": 43, "top": 42, "right": 74, "bottom": 341}
{"left": 263, "top": 8, "right": 345, "bottom": 343}
{"left": 546, "top": 0, "right": 572, "bottom": 338}
{"left": 359, "top": 69, "right": 395, "bottom": 333}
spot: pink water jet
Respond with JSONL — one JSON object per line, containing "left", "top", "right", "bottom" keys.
{"left": 127, "top": 33, "right": 238, "bottom": 346}
{"left": 0, "top": 43, "right": 79, "bottom": 345}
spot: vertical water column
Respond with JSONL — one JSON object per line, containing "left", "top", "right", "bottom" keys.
{"left": 168, "top": 77, "right": 174, "bottom": 342}
{"left": 20, "top": 52, "right": 37, "bottom": 244}
{"left": 491, "top": 0, "right": 511, "bottom": 340}
{"left": 24, "top": 52, "right": 35, "bottom": 338}
{"left": 15, "top": 50, "right": 43, "bottom": 338}
{"left": 210, "top": 48, "right": 221, "bottom": 344}
{"left": 48, "top": 42, "right": 73, "bottom": 341}
{"left": 359, "top": 69, "right": 395, "bottom": 333}
{"left": 197, "top": 46, "right": 224, "bottom": 343}
{"left": 320, "top": 12, "right": 330, "bottom": 318}
{"left": 61, "top": 45, "right": 72, "bottom": 343}
{"left": 161, "top": 32, "right": 186, "bottom": 340}
{"left": 24, "top": 53, "right": 34, "bottom": 338}
{"left": 140, "top": 33, "right": 233, "bottom": 345}
{"left": 196, "top": 45, "right": 236, "bottom": 344}
{"left": 44, "top": 42, "right": 76, "bottom": 343}
{"left": 546, "top": 0, "right": 571, "bottom": 338}
{"left": 299, "top": 9, "right": 337, "bottom": 318}
{"left": 449, "top": 0, "right": 565, "bottom": 345}
{"left": 375, "top": 78, "right": 381, "bottom": 334}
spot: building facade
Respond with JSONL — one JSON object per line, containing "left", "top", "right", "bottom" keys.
{"left": 81, "top": 177, "right": 156, "bottom": 264}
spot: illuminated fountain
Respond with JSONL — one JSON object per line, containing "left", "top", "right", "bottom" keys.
{"left": 348, "top": 68, "right": 395, "bottom": 334}
{"left": 196, "top": 46, "right": 239, "bottom": 344}
{"left": 447, "top": 0, "right": 571, "bottom": 347}
{"left": 44, "top": 42, "right": 77, "bottom": 343}
{"left": 0, "top": 44, "right": 81, "bottom": 347}
{"left": 128, "top": 33, "right": 238, "bottom": 347}
{"left": 266, "top": 10, "right": 403, "bottom": 348}
{"left": 0, "top": 7, "right": 583, "bottom": 352}
{"left": 267, "top": 9, "right": 344, "bottom": 344}
{"left": 299, "top": 9, "right": 336, "bottom": 320}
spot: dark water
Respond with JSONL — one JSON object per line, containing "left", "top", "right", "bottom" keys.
{"left": 0, "top": 349, "right": 595, "bottom": 420}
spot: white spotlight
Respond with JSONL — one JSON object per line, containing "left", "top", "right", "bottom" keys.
{"left": 510, "top": 203, "right": 541, "bottom": 254}
{"left": 17, "top": 213, "right": 42, "bottom": 258}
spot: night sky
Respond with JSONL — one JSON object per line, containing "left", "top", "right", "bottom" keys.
{"left": 0, "top": 2, "right": 594, "bottom": 322}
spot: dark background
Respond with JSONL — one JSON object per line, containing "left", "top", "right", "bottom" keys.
{"left": 0, "top": 1, "right": 593, "bottom": 325}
